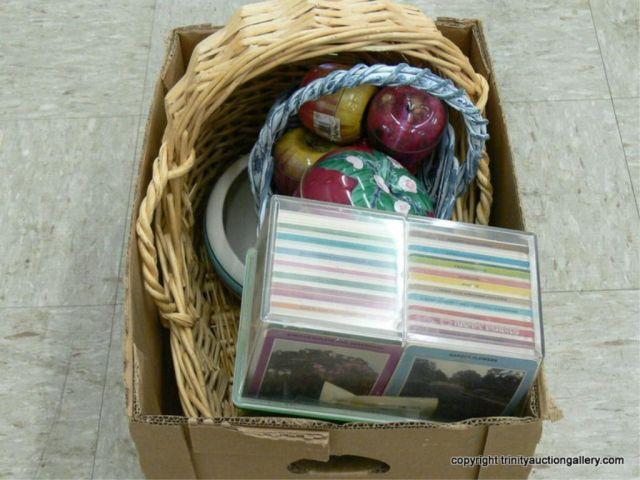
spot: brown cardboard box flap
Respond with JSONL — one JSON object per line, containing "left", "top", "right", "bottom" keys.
{"left": 478, "top": 422, "right": 543, "bottom": 479}
{"left": 536, "top": 365, "right": 564, "bottom": 421}
{"left": 189, "top": 424, "right": 331, "bottom": 461}
{"left": 130, "top": 422, "right": 197, "bottom": 479}
{"left": 329, "top": 426, "right": 488, "bottom": 478}
{"left": 188, "top": 423, "right": 498, "bottom": 479}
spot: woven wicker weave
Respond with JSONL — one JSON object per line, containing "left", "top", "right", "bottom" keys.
{"left": 136, "top": 0, "right": 493, "bottom": 418}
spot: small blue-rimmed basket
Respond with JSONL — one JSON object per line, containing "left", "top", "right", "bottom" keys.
{"left": 248, "top": 63, "right": 489, "bottom": 225}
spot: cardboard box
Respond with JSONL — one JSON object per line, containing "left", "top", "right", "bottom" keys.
{"left": 125, "top": 19, "right": 558, "bottom": 479}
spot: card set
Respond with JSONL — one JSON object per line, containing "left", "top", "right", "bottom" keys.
{"left": 233, "top": 196, "right": 543, "bottom": 423}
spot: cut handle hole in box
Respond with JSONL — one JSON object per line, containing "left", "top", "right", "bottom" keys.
{"left": 288, "top": 455, "right": 390, "bottom": 476}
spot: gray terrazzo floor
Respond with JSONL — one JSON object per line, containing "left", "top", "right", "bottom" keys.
{"left": 0, "top": 0, "right": 638, "bottom": 478}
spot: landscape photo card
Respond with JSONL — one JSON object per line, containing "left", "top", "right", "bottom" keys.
{"left": 385, "top": 345, "right": 540, "bottom": 421}
{"left": 248, "top": 327, "right": 402, "bottom": 403}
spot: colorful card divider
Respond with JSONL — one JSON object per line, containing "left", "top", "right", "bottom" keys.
{"left": 266, "top": 206, "right": 405, "bottom": 333}
{"left": 406, "top": 223, "right": 537, "bottom": 356}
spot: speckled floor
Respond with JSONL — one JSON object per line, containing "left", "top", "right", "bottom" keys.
{"left": 0, "top": 1, "right": 638, "bottom": 479}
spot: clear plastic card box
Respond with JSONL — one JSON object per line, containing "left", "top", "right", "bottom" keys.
{"left": 233, "top": 196, "right": 544, "bottom": 423}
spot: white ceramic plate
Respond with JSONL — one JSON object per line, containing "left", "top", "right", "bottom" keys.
{"left": 204, "top": 155, "right": 258, "bottom": 294}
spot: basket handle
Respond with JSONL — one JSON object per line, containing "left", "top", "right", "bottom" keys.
{"left": 249, "top": 63, "right": 489, "bottom": 224}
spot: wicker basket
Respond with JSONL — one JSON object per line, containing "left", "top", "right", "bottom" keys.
{"left": 136, "top": 0, "right": 494, "bottom": 418}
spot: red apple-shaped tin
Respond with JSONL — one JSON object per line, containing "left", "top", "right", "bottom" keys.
{"left": 299, "top": 147, "right": 434, "bottom": 216}
{"left": 366, "top": 86, "right": 447, "bottom": 174}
